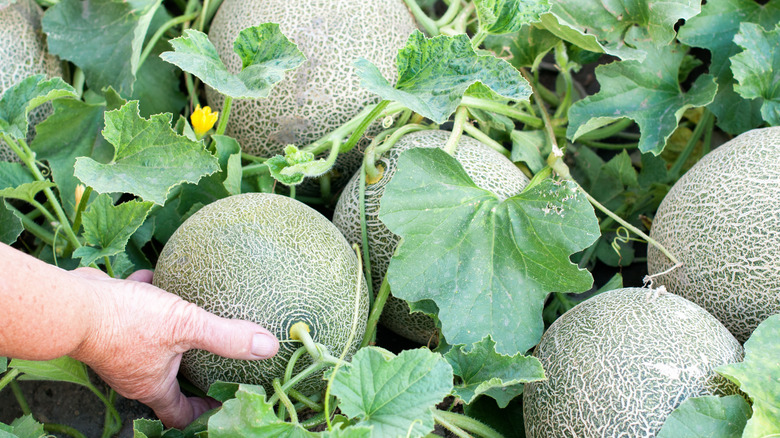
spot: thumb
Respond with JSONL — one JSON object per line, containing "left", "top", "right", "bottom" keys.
{"left": 179, "top": 308, "right": 279, "bottom": 360}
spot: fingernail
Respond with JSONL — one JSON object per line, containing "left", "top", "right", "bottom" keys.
{"left": 252, "top": 333, "right": 277, "bottom": 358}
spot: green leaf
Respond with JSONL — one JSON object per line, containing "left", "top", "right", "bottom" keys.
{"left": 6, "top": 416, "right": 45, "bottom": 438}
{"left": 677, "top": 0, "right": 780, "bottom": 134}
{"left": 731, "top": 23, "right": 780, "bottom": 125}
{"left": 484, "top": 25, "right": 560, "bottom": 70}
{"left": 445, "top": 336, "right": 545, "bottom": 406}
{"left": 266, "top": 145, "right": 336, "bottom": 186}
{"left": 133, "top": 40, "right": 187, "bottom": 118}
{"left": 567, "top": 43, "right": 717, "bottom": 155}
{"left": 71, "top": 194, "right": 153, "bottom": 267}
{"left": 717, "top": 314, "right": 780, "bottom": 437}
{"left": 0, "top": 162, "right": 54, "bottom": 203}
{"left": 474, "top": 0, "right": 551, "bottom": 35}
{"left": 133, "top": 419, "right": 164, "bottom": 438}
{"left": 10, "top": 356, "right": 91, "bottom": 386}
{"left": 540, "top": 0, "right": 700, "bottom": 61}
{"left": 0, "top": 357, "right": 6, "bottom": 373}
{"left": 356, "top": 31, "right": 531, "bottom": 124}
{"left": 331, "top": 347, "right": 454, "bottom": 438}
{"left": 74, "top": 100, "right": 220, "bottom": 205}
{"left": 208, "top": 384, "right": 315, "bottom": 437}
{"left": 0, "top": 75, "right": 77, "bottom": 140}
{"left": 657, "top": 395, "right": 751, "bottom": 438}
{"left": 510, "top": 130, "right": 548, "bottom": 173}
{"left": 160, "top": 25, "right": 305, "bottom": 100}
{"left": 42, "top": 0, "right": 163, "bottom": 96}
{"left": 378, "top": 148, "right": 599, "bottom": 354}
{"left": 31, "top": 99, "right": 111, "bottom": 217}
{"left": 464, "top": 396, "right": 525, "bottom": 438}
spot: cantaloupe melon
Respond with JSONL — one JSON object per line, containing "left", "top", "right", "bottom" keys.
{"left": 206, "top": 0, "right": 416, "bottom": 181}
{"left": 332, "top": 130, "right": 530, "bottom": 344}
{"left": 523, "top": 287, "right": 743, "bottom": 438}
{"left": 0, "top": 0, "right": 62, "bottom": 162}
{"left": 152, "top": 193, "right": 369, "bottom": 394}
{"left": 647, "top": 127, "right": 780, "bottom": 342}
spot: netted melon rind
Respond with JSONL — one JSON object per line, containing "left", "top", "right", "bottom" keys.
{"left": 0, "top": 0, "right": 62, "bottom": 162}
{"left": 332, "top": 130, "right": 530, "bottom": 344}
{"left": 153, "top": 193, "right": 369, "bottom": 395}
{"left": 206, "top": 0, "right": 415, "bottom": 162}
{"left": 523, "top": 287, "right": 743, "bottom": 438}
{"left": 647, "top": 126, "right": 780, "bottom": 342}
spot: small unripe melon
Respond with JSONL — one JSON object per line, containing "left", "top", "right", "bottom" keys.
{"left": 332, "top": 130, "right": 530, "bottom": 344}
{"left": 647, "top": 127, "right": 780, "bottom": 342}
{"left": 0, "top": 0, "right": 62, "bottom": 162}
{"left": 153, "top": 193, "right": 369, "bottom": 394}
{"left": 206, "top": 0, "right": 416, "bottom": 164}
{"left": 523, "top": 287, "right": 743, "bottom": 438}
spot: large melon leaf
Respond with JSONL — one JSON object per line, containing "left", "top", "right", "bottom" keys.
{"left": 473, "top": 0, "right": 550, "bottom": 35}
{"left": 730, "top": 23, "right": 780, "bottom": 125}
{"left": 378, "top": 148, "right": 599, "bottom": 355}
{"left": 717, "top": 315, "right": 780, "bottom": 437}
{"left": 0, "top": 75, "right": 76, "bottom": 141}
{"left": 0, "top": 415, "right": 46, "bottom": 438}
{"left": 676, "top": 0, "right": 780, "bottom": 134}
{"left": 539, "top": 0, "right": 700, "bottom": 61}
{"left": 356, "top": 31, "right": 531, "bottom": 124}
{"left": 160, "top": 25, "right": 305, "bottom": 100}
{"left": 74, "top": 100, "right": 220, "bottom": 205}
{"left": 567, "top": 42, "right": 717, "bottom": 155}
{"left": 445, "top": 336, "right": 545, "bottom": 406}
{"left": 42, "top": 0, "right": 162, "bottom": 97}
{"left": 330, "top": 347, "right": 453, "bottom": 438}
{"left": 657, "top": 395, "right": 751, "bottom": 438}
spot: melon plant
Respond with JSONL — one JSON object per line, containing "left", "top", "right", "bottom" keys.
{"left": 152, "top": 193, "right": 369, "bottom": 394}
{"left": 523, "top": 287, "right": 743, "bottom": 438}
{"left": 0, "top": 0, "right": 62, "bottom": 162}
{"left": 647, "top": 127, "right": 780, "bottom": 342}
{"left": 206, "top": 0, "right": 416, "bottom": 172}
{"left": 332, "top": 130, "right": 530, "bottom": 344}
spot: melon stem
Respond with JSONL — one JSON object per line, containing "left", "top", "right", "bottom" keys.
{"left": 433, "top": 409, "right": 505, "bottom": 438}
{"left": 444, "top": 106, "right": 469, "bottom": 155}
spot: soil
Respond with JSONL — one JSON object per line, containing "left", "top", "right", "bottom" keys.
{"left": 0, "top": 371, "right": 155, "bottom": 437}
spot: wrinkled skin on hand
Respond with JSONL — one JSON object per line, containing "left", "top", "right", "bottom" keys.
{"left": 68, "top": 268, "right": 279, "bottom": 429}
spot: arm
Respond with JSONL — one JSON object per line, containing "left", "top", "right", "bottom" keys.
{"left": 0, "top": 243, "right": 279, "bottom": 428}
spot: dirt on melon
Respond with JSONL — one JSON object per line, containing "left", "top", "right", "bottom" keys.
{"left": 647, "top": 126, "right": 780, "bottom": 342}
{"left": 206, "top": 0, "right": 416, "bottom": 185}
{"left": 0, "top": 0, "right": 62, "bottom": 162}
{"left": 152, "top": 193, "right": 369, "bottom": 395}
{"left": 332, "top": 130, "right": 530, "bottom": 345}
{"left": 523, "top": 287, "right": 743, "bottom": 438}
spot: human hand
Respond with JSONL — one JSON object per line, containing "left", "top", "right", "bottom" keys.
{"left": 68, "top": 267, "right": 279, "bottom": 429}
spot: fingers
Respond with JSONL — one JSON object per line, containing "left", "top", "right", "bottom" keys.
{"left": 126, "top": 269, "right": 154, "bottom": 283}
{"left": 178, "top": 306, "right": 279, "bottom": 360}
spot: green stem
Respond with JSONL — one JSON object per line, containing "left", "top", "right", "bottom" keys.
{"left": 138, "top": 11, "right": 201, "bottom": 70}
{"left": 215, "top": 96, "right": 233, "bottom": 136}
{"left": 196, "top": 0, "right": 210, "bottom": 32}
{"left": 435, "top": 0, "right": 462, "bottom": 27}
{"left": 669, "top": 109, "right": 714, "bottom": 179}
{"left": 302, "top": 102, "right": 404, "bottom": 156}
{"left": 578, "top": 140, "right": 639, "bottom": 150}
{"left": 361, "top": 275, "right": 391, "bottom": 348}
{"left": 552, "top": 70, "right": 574, "bottom": 121}
{"left": 273, "top": 378, "right": 298, "bottom": 423}
{"left": 10, "top": 381, "right": 31, "bottom": 415}
{"left": 364, "top": 124, "right": 429, "bottom": 181}
{"left": 242, "top": 163, "right": 269, "bottom": 177}
{"left": 444, "top": 106, "right": 469, "bottom": 155}
{"left": 433, "top": 410, "right": 505, "bottom": 438}
{"left": 339, "top": 100, "right": 390, "bottom": 155}
{"left": 462, "top": 123, "right": 510, "bottom": 157}
{"left": 582, "top": 186, "right": 679, "bottom": 265}
{"left": 283, "top": 347, "right": 309, "bottom": 384}
{"left": 0, "top": 369, "right": 21, "bottom": 393}
{"left": 28, "top": 199, "right": 58, "bottom": 226}
{"left": 44, "top": 423, "right": 87, "bottom": 438}
{"left": 185, "top": 73, "right": 200, "bottom": 108}
{"left": 267, "top": 361, "right": 329, "bottom": 406}
{"left": 71, "top": 186, "right": 93, "bottom": 233}
{"left": 72, "top": 68, "right": 85, "bottom": 98}
{"left": 241, "top": 152, "right": 265, "bottom": 163}
{"left": 402, "top": 0, "right": 440, "bottom": 36}
{"left": 460, "top": 96, "right": 543, "bottom": 128}
{"left": 84, "top": 383, "right": 121, "bottom": 435}
{"left": 101, "top": 389, "right": 120, "bottom": 438}
{"left": 5, "top": 204, "right": 60, "bottom": 247}
{"left": 300, "top": 411, "right": 328, "bottom": 429}
{"left": 103, "top": 256, "right": 115, "bottom": 278}
{"left": 521, "top": 69, "right": 563, "bottom": 158}
{"left": 471, "top": 29, "right": 488, "bottom": 49}
{"left": 288, "top": 389, "right": 323, "bottom": 412}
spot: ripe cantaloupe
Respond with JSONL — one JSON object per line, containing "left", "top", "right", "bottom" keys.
{"left": 332, "top": 130, "right": 530, "bottom": 344}
{"left": 152, "top": 193, "right": 369, "bottom": 394}
{"left": 647, "top": 127, "right": 780, "bottom": 342}
{"left": 0, "top": 0, "right": 62, "bottom": 162}
{"left": 206, "top": 0, "right": 416, "bottom": 178}
{"left": 523, "top": 287, "right": 743, "bottom": 438}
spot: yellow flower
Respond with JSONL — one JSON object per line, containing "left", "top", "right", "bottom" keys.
{"left": 191, "top": 104, "right": 219, "bottom": 138}
{"left": 74, "top": 184, "right": 86, "bottom": 207}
